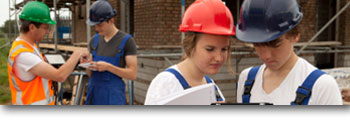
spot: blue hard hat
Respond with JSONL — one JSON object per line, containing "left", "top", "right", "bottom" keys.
{"left": 86, "top": 0, "right": 117, "bottom": 26}
{"left": 236, "top": 0, "right": 303, "bottom": 43}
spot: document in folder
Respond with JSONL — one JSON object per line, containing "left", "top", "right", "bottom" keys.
{"left": 157, "top": 83, "right": 217, "bottom": 105}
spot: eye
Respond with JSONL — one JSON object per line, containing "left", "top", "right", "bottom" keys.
{"left": 222, "top": 47, "right": 228, "bottom": 51}
{"left": 206, "top": 47, "right": 214, "bottom": 52}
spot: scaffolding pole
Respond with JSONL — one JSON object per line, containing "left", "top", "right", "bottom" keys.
{"left": 297, "top": 1, "right": 350, "bottom": 55}
{"left": 54, "top": 0, "right": 58, "bottom": 52}
{"left": 14, "top": 0, "right": 17, "bottom": 39}
{"left": 86, "top": 0, "right": 91, "bottom": 44}
{"left": 8, "top": 0, "right": 11, "bottom": 42}
{"left": 181, "top": 0, "right": 185, "bottom": 54}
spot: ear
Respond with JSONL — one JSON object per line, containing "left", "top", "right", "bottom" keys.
{"left": 108, "top": 18, "right": 114, "bottom": 24}
{"left": 293, "top": 33, "right": 300, "bottom": 43}
{"left": 29, "top": 24, "right": 37, "bottom": 33}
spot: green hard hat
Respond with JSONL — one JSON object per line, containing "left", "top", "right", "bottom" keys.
{"left": 19, "top": 1, "right": 56, "bottom": 25}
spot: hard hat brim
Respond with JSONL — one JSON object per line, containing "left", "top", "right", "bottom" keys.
{"left": 236, "top": 27, "right": 284, "bottom": 43}
{"left": 86, "top": 19, "right": 101, "bottom": 26}
{"left": 47, "top": 20, "right": 56, "bottom": 25}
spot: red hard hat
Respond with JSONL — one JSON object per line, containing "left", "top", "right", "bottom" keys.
{"left": 179, "top": 0, "right": 235, "bottom": 36}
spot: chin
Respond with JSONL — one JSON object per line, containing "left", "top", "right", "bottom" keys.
{"left": 204, "top": 69, "right": 220, "bottom": 75}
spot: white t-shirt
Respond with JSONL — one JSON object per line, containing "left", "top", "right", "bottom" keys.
{"left": 13, "top": 39, "right": 43, "bottom": 81}
{"left": 144, "top": 65, "right": 225, "bottom": 105}
{"left": 237, "top": 58, "right": 342, "bottom": 105}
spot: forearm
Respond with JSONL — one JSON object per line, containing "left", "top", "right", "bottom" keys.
{"left": 56, "top": 51, "right": 81, "bottom": 81}
{"left": 108, "top": 64, "right": 137, "bottom": 80}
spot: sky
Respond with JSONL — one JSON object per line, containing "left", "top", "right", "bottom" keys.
{"left": 0, "top": 0, "right": 70, "bottom": 27}
{"left": 0, "top": 0, "right": 13, "bottom": 27}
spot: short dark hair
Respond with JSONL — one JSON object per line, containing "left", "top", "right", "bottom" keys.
{"left": 254, "top": 26, "right": 300, "bottom": 48}
{"left": 20, "top": 19, "right": 42, "bottom": 33}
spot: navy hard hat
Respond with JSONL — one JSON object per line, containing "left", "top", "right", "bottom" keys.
{"left": 86, "top": 0, "right": 117, "bottom": 26}
{"left": 236, "top": 0, "right": 303, "bottom": 43}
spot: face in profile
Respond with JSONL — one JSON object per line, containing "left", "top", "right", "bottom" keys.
{"left": 34, "top": 23, "right": 50, "bottom": 42}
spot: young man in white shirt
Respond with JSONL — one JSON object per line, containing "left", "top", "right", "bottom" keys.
{"left": 235, "top": 0, "right": 342, "bottom": 105}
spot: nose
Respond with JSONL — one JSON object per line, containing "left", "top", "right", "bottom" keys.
{"left": 214, "top": 50, "right": 225, "bottom": 62}
{"left": 257, "top": 47, "right": 272, "bottom": 60}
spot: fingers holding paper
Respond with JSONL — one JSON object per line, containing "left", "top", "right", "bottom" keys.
{"left": 89, "top": 61, "right": 111, "bottom": 72}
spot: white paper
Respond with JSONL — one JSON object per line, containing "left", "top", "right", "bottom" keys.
{"left": 78, "top": 63, "right": 97, "bottom": 71}
{"left": 156, "top": 83, "right": 217, "bottom": 105}
{"left": 45, "top": 54, "right": 65, "bottom": 65}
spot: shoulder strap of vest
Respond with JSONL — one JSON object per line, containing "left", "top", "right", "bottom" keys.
{"left": 204, "top": 75, "right": 212, "bottom": 84}
{"left": 204, "top": 75, "right": 225, "bottom": 101}
{"left": 92, "top": 33, "right": 99, "bottom": 56}
{"left": 165, "top": 68, "right": 190, "bottom": 89}
{"left": 242, "top": 66, "right": 261, "bottom": 103}
{"left": 118, "top": 34, "right": 131, "bottom": 52}
{"left": 8, "top": 40, "right": 35, "bottom": 64}
{"left": 291, "top": 69, "right": 325, "bottom": 105}
{"left": 115, "top": 34, "right": 131, "bottom": 57}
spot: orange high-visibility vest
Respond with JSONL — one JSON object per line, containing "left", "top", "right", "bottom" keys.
{"left": 7, "top": 40, "right": 55, "bottom": 105}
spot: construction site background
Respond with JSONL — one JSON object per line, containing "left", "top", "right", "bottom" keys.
{"left": 1, "top": 0, "right": 350, "bottom": 105}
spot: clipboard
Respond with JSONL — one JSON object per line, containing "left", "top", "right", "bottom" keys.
{"left": 156, "top": 83, "right": 217, "bottom": 105}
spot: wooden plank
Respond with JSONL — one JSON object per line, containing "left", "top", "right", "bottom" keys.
{"left": 72, "top": 42, "right": 88, "bottom": 47}
{"left": 208, "top": 73, "right": 236, "bottom": 81}
{"left": 216, "top": 82, "right": 236, "bottom": 91}
{"left": 137, "top": 72, "right": 157, "bottom": 82}
{"left": 152, "top": 45, "right": 182, "bottom": 49}
{"left": 134, "top": 81, "right": 150, "bottom": 92}
{"left": 138, "top": 58, "right": 166, "bottom": 68}
{"left": 39, "top": 43, "right": 86, "bottom": 52}
{"left": 295, "top": 41, "right": 342, "bottom": 46}
{"left": 241, "top": 41, "right": 342, "bottom": 49}
{"left": 138, "top": 65, "right": 164, "bottom": 75}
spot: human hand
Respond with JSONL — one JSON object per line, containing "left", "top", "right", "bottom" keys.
{"left": 75, "top": 48, "right": 90, "bottom": 60}
{"left": 80, "top": 53, "right": 92, "bottom": 63}
{"left": 89, "top": 61, "right": 111, "bottom": 72}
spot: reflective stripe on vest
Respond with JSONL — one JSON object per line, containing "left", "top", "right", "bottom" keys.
{"left": 8, "top": 40, "right": 54, "bottom": 105}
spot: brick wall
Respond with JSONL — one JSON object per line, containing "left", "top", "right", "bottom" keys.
{"left": 71, "top": 0, "right": 320, "bottom": 46}
{"left": 297, "top": 0, "right": 317, "bottom": 42}
{"left": 134, "top": 0, "right": 195, "bottom": 48}
{"left": 341, "top": 0, "right": 350, "bottom": 45}
{"left": 109, "top": 0, "right": 120, "bottom": 29}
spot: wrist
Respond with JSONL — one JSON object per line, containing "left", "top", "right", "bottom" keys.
{"left": 106, "top": 62, "right": 113, "bottom": 71}
{"left": 74, "top": 50, "right": 84, "bottom": 59}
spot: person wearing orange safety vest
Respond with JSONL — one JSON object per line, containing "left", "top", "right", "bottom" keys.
{"left": 7, "top": 1, "right": 89, "bottom": 105}
{"left": 144, "top": 0, "right": 235, "bottom": 105}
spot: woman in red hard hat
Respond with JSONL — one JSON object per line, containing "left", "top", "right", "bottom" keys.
{"left": 144, "top": 0, "right": 235, "bottom": 105}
